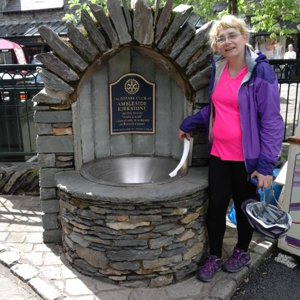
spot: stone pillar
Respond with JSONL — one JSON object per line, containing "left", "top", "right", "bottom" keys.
{"left": 34, "top": 90, "right": 74, "bottom": 242}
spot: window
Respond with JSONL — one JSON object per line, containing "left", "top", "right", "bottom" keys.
{"left": 3, "top": 0, "right": 64, "bottom": 13}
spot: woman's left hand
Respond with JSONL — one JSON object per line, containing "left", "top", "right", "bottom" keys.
{"left": 251, "top": 171, "right": 273, "bottom": 189}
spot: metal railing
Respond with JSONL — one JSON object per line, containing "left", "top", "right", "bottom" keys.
{"left": 0, "top": 64, "right": 43, "bottom": 161}
{"left": 269, "top": 59, "right": 300, "bottom": 141}
{"left": 0, "top": 61, "right": 299, "bottom": 161}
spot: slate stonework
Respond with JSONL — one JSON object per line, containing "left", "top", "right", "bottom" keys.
{"left": 59, "top": 188, "right": 208, "bottom": 287}
{"left": 0, "top": 163, "right": 39, "bottom": 195}
{"left": 33, "top": 0, "right": 213, "bottom": 284}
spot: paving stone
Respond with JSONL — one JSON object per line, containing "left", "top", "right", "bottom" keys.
{"left": 6, "top": 242, "right": 34, "bottom": 253}
{"left": 38, "top": 265, "right": 62, "bottom": 280}
{"left": 210, "top": 278, "right": 237, "bottom": 299}
{"left": 22, "top": 252, "right": 44, "bottom": 266}
{"left": 252, "top": 239, "right": 274, "bottom": 255}
{"left": 165, "top": 278, "right": 207, "bottom": 299}
{"left": 58, "top": 268, "right": 79, "bottom": 281}
{"left": 43, "top": 252, "right": 63, "bottom": 265}
{"left": 28, "top": 277, "right": 61, "bottom": 300}
{"left": 33, "top": 243, "right": 55, "bottom": 252}
{"left": 63, "top": 296, "right": 97, "bottom": 300}
{"left": 0, "top": 250, "right": 20, "bottom": 267}
{"left": 0, "top": 232, "right": 9, "bottom": 241}
{"left": 65, "top": 278, "right": 95, "bottom": 296}
{"left": 226, "top": 266, "right": 249, "bottom": 283}
{"left": 0, "top": 263, "right": 42, "bottom": 300}
{"left": 11, "top": 263, "right": 39, "bottom": 281}
{"left": 25, "top": 232, "right": 44, "bottom": 244}
{"left": 96, "top": 289, "right": 131, "bottom": 300}
{"left": 0, "top": 223, "right": 9, "bottom": 231}
{"left": 7, "top": 224, "right": 26, "bottom": 232}
{"left": 5, "top": 232, "right": 27, "bottom": 243}
{"left": 248, "top": 251, "right": 264, "bottom": 270}
{"left": 129, "top": 288, "right": 169, "bottom": 300}
{"left": 92, "top": 279, "right": 123, "bottom": 292}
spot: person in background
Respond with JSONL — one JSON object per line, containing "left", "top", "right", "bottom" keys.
{"left": 31, "top": 54, "right": 43, "bottom": 84}
{"left": 31, "top": 54, "right": 43, "bottom": 65}
{"left": 284, "top": 44, "right": 297, "bottom": 79}
{"left": 178, "top": 15, "right": 284, "bottom": 282}
{"left": 256, "top": 36, "right": 283, "bottom": 59}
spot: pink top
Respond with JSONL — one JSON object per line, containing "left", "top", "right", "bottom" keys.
{"left": 210, "top": 64, "right": 248, "bottom": 161}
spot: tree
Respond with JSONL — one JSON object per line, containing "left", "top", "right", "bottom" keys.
{"left": 228, "top": 0, "right": 238, "bottom": 15}
{"left": 243, "top": 0, "right": 300, "bottom": 36}
{"left": 64, "top": 0, "right": 300, "bottom": 36}
{"left": 64, "top": 0, "right": 106, "bottom": 23}
{"left": 173, "top": 0, "right": 300, "bottom": 36}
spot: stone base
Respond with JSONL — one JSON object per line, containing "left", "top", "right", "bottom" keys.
{"left": 56, "top": 167, "right": 209, "bottom": 287}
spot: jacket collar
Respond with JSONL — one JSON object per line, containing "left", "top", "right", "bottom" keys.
{"left": 212, "top": 45, "right": 262, "bottom": 88}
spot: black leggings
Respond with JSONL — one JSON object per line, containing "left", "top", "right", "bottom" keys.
{"left": 207, "top": 155, "right": 258, "bottom": 258}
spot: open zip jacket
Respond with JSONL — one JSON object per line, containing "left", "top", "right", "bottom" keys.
{"left": 180, "top": 46, "right": 284, "bottom": 176}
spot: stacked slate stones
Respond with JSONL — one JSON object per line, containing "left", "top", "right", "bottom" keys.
{"left": 58, "top": 179, "right": 209, "bottom": 288}
{"left": 0, "top": 162, "right": 39, "bottom": 195}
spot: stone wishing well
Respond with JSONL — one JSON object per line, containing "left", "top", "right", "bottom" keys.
{"left": 34, "top": 0, "right": 212, "bottom": 288}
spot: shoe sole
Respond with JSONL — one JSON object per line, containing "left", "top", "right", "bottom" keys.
{"left": 222, "top": 259, "right": 251, "bottom": 273}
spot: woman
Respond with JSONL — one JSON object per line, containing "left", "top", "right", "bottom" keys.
{"left": 178, "top": 15, "right": 283, "bottom": 282}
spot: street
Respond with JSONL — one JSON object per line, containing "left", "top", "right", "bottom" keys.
{"left": 232, "top": 246, "right": 300, "bottom": 300}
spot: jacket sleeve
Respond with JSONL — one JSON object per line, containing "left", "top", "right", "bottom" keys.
{"left": 179, "top": 105, "right": 211, "bottom": 133}
{"left": 256, "top": 63, "right": 284, "bottom": 175}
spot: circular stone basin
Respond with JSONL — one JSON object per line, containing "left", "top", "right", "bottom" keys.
{"left": 80, "top": 156, "right": 187, "bottom": 186}
{"left": 56, "top": 167, "right": 208, "bottom": 288}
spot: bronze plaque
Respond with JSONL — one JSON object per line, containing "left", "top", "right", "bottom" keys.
{"left": 109, "top": 73, "right": 155, "bottom": 135}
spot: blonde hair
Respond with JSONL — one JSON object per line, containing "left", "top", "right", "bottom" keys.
{"left": 210, "top": 15, "right": 250, "bottom": 52}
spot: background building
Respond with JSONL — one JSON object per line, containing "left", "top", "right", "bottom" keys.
{"left": 0, "top": 0, "right": 72, "bottom": 63}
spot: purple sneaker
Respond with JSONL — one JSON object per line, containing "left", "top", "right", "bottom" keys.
{"left": 222, "top": 247, "right": 251, "bottom": 273}
{"left": 197, "top": 255, "right": 223, "bottom": 282}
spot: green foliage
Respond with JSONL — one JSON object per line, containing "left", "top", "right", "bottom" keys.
{"left": 63, "top": 0, "right": 107, "bottom": 23}
{"left": 183, "top": 0, "right": 300, "bottom": 36}
{"left": 245, "top": 0, "right": 300, "bottom": 36}
{"left": 64, "top": 0, "right": 300, "bottom": 36}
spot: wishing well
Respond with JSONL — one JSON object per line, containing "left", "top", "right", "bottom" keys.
{"left": 34, "top": 0, "right": 212, "bottom": 287}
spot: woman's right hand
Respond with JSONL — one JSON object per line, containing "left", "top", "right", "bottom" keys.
{"left": 178, "top": 130, "right": 191, "bottom": 142}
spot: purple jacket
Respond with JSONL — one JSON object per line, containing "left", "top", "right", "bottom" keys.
{"left": 180, "top": 47, "right": 284, "bottom": 176}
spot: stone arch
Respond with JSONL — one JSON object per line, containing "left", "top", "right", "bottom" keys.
{"left": 34, "top": 0, "right": 213, "bottom": 105}
{"left": 34, "top": 0, "right": 213, "bottom": 169}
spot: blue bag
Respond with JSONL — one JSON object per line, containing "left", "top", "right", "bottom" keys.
{"left": 257, "top": 169, "right": 282, "bottom": 206}
{"left": 228, "top": 203, "right": 237, "bottom": 225}
{"left": 227, "top": 168, "right": 282, "bottom": 225}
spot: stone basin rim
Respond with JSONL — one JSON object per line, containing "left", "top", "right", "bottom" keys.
{"left": 55, "top": 167, "right": 208, "bottom": 203}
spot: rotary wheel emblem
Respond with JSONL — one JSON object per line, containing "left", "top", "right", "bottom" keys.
{"left": 124, "top": 79, "right": 139, "bottom": 94}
